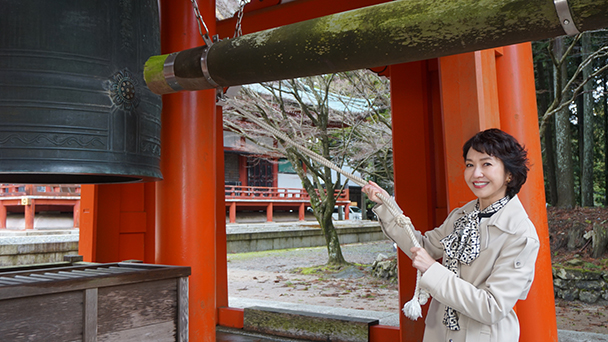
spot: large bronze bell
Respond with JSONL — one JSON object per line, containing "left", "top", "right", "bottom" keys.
{"left": 0, "top": 0, "right": 162, "bottom": 183}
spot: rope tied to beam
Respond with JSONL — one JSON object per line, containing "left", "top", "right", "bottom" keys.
{"left": 238, "top": 110, "right": 429, "bottom": 320}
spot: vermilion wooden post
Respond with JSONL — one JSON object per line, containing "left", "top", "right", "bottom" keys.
{"left": 266, "top": 203, "right": 273, "bottom": 222}
{"left": 496, "top": 42, "right": 558, "bottom": 342}
{"left": 345, "top": 203, "right": 350, "bottom": 220}
{"left": 156, "top": 0, "right": 218, "bottom": 341}
{"left": 78, "top": 184, "right": 97, "bottom": 262}
{"left": 230, "top": 202, "right": 237, "bottom": 223}
{"left": 24, "top": 185, "right": 35, "bottom": 230}
{"left": 438, "top": 50, "right": 502, "bottom": 210}
{"left": 216, "top": 105, "right": 229, "bottom": 310}
{"left": 0, "top": 203, "right": 6, "bottom": 229}
{"left": 298, "top": 202, "right": 305, "bottom": 221}
{"left": 390, "top": 61, "right": 435, "bottom": 342}
{"left": 73, "top": 200, "right": 80, "bottom": 228}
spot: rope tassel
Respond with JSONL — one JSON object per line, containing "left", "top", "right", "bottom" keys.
{"left": 239, "top": 111, "right": 428, "bottom": 321}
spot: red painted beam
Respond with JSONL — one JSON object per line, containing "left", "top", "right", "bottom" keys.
{"left": 218, "top": 307, "right": 244, "bottom": 329}
{"left": 369, "top": 325, "right": 400, "bottom": 342}
{"left": 216, "top": 0, "right": 390, "bottom": 38}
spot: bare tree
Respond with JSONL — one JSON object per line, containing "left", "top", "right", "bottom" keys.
{"left": 537, "top": 32, "right": 608, "bottom": 208}
{"left": 334, "top": 71, "right": 394, "bottom": 192}
{"left": 223, "top": 73, "right": 390, "bottom": 265}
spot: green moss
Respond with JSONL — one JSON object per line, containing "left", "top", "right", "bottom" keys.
{"left": 293, "top": 264, "right": 348, "bottom": 275}
{"left": 143, "top": 54, "right": 173, "bottom": 94}
{"left": 248, "top": 310, "right": 369, "bottom": 340}
{"left": 143, "top": 54, "right": 169, "bottom": 83}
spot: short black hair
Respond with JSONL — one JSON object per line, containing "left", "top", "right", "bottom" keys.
{"left": 462, "top": 128, "right": 529, "bottom": 198}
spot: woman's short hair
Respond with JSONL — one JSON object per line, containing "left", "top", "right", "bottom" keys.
{"left": 462, "top": 128, "right": 529, "bottom": 198}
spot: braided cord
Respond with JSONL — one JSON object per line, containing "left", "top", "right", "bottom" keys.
{"left": 240, "top": 111, "right": 427, "bottom": 319}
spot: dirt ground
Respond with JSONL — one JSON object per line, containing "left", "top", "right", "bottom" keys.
{"left": 227, "top": 240, "right": 608, "bottom": 334}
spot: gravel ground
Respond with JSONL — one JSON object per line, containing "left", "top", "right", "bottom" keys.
{"left": 227, "top": 240, "right": 400, "bottom": 313}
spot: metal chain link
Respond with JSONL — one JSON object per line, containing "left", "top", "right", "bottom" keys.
{"left": 190, "top": 0, "right": 213, "bottom": 46}
{"left": 233, "top": 0, "right": 249, "bottom": 38}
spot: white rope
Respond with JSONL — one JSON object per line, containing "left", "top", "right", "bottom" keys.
{"left": 239, "top": 111, "right": 428, "bottom": 320}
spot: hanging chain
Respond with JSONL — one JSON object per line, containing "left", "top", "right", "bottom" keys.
{"left": 190, "top": 0, "right": 213, "bottom": 46}
{"left": 233, "top": 0, "right": 249, "bottom": 38}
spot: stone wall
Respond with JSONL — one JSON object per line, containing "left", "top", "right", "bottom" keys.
{"left": 227, "top": 222, "right": 385, "bottom": 253}
{"left": 0, "top": 238, "right": 79, "bottom": 267}
{"left": 553, "top": 266, "right": 608, "bottom": 303}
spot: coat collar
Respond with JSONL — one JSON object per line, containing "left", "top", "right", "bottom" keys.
{"left": 456, "top": 195, "right": 528, "bottom": 234}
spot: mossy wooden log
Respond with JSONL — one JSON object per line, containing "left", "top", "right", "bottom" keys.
{"left": 145, "top": 0, "right": 608, "bottom": 94}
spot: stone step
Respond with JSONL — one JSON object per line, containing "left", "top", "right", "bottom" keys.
{"left": 243, "top": 306, "right": 378, "bottom": 342}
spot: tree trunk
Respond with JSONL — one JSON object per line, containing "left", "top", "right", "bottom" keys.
{"left": 581, "top": 33, "right": 595, "bottom": 207}
{"left": 535, "top": 48, "right": 558, "bottom": 206}
{"left": 320, "top": 215, "right": 347, "bottom": 265}
{"left": 605, "top": 75, "right": 608, "bottom": 206}
{"left": 554, "top": 37, "right": 576, "bottom": 208}
{"left": 285, "top": 137, "right": 348, "bottom": 266}
{"left": 545, "top": 121, "right": 559, "bottom": 206}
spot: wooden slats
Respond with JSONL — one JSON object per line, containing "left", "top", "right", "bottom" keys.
{"left": 0, "top": 266, "right": 142, "bottom": 287}
{"left": 0, "top": 262, "right": 190, "bottom": 342}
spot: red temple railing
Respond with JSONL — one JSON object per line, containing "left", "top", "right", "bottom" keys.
{"left": 225, "top": 185, "right": 349, "bottom": 202}
{"left": 224, "top": 185, "right": 351, "bottom": 223}
{"left": 0, "top": 184, "right": 81, "bottom": 197}
{"left": 0, "top": 184, "right": 81, "bottom": 230}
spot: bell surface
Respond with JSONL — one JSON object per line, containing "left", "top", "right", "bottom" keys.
{"left": 0, "top": 0, "right": 162, "bottom": 183}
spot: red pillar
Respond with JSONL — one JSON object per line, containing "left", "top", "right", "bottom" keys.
{"left": 79, "top": 185, "right": 98, "bottom": 262}
{"left": 0, "top": 203, "right": 6, "bottom": 229}
{"left": 73, "top": 200, "right": 80, "bottom": 228}
{"left": 438, "top": 50, "right": 502, "bottom": 210}
{"left": 24, "top": 184, "right": 35, "bottom": 230}
{"left": 156, "top": 1, "right": 219, "bottom": 341}
{"left": 266, "top": 202, "right": 273, "bottom": 222}
{"left": 496, "top": 42, "right": 558, "bottom": 342}
{"left": 390, "top": 61, "right": 435, "bottom": 342}
{"left": 345, "top": 203, "right": 350, "bottom": 220}
{"left": 216, "top": 106, "right": 229, "bottom": 310}
{"left": 298, "top": 202, "right": 305, "bottom": 221}
{"left": 229, "top": 202, "right": 237, "bottom": 223}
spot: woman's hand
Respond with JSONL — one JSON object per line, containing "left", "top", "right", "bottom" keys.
{"left": 362, "top": 181, "right": 390, "bottom": 204}
{"left": 410, "top": 247, "right": 436, "bottom": 273}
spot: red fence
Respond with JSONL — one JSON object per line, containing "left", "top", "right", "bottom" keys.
{"left": 0, "top": 184, "right": 81, "bottom": 197}
{"left": 225, "top": 185, "right": 349, "bottom": 201}
{"left": 225, "top": 185, "right": 350, "bottom": 223}
{"left": 0, "top": 184, "right": 81, "bottom": 230}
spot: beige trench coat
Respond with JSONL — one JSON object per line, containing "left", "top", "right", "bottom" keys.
{"left": 374, "top": 195, "right": 539, "bottom": 342}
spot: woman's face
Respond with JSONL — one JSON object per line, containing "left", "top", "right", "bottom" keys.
{"left": 464, "top": 148, "right": 510, "bottom": 209}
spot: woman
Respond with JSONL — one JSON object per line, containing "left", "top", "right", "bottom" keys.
{"left": 363, "top": 128, "right": 539, "bottom": 342}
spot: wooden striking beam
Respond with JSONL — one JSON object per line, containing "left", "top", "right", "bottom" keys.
{"left": 145, "top": 0, "right": 608, "bottom": 94}
{"left": 215, "top": 0, "right": 391, "bottom": 38}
